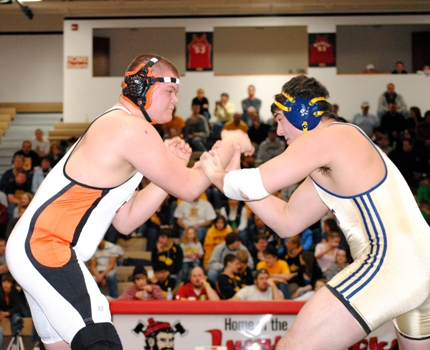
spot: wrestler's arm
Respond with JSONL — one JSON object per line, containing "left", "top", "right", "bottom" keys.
{"left": 201, "top": 134, "right": 329, "bottom": 238}
{"left": 124, "top": 122, "right": 253, "bottom": 201}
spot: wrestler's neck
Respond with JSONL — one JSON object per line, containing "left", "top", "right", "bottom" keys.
{"left": 117, "top": 95, "right": 145, "bottom": 118}
{"left": 316, "top": 118, "right": 337, "bottom": 129}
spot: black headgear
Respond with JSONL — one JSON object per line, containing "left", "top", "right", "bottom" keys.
{"left": 122, "top": 56, "right": 180, "bottom": 123}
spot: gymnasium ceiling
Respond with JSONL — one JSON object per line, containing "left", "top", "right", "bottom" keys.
{"left": 1, "top": 0, "right": 430, "bottom": 18}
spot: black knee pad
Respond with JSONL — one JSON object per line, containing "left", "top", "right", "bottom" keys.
{"left": 71, "top": 322, "right": 123, "bottom": 350}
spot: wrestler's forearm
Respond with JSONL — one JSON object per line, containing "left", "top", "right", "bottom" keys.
{"left": 112, "top": 183, "right": 168, "bottom": 234}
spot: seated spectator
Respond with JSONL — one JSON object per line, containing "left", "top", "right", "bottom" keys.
{"left": 5, "top": 170, "right": 31, "bottom": 220}
{"left": 256, "top": 245, "right": 297, "bottom": 299}
{"left": 118, "top": 266, "right": 165, "bottom": 300}
{"left": 232, "top": 268, "right": 284, "bottom": 301}
{"left": 0, "top": 155, "right": 27, "bottom": 193}
{"left": 13, "top": 140, "right": 41, "bottom": 173}
{"left": 12, "top": 191, "right": 33, "bottom": 219}
{"left": 248, "top": 234, "right": 268, "bottom": 267}
{"left": 321, "top": 216, "right": 347, "bottom": 249}
{"left": 216, "top": 254, "right": 241, "bottom": 300}
{"left": 89, "top": 238, "right": 123, "bottom": 299}
{"left": 162, "top": 106, "right": 185, "bottom": 138}
{"left": 203, "top": 215, "right": 233, "bottom": 268}
{"left": 31, "top": 156, "right": 52, "bottom": 193}
{"left": 377, "top": 83, "right": 409, "bottom": 123}
{"left": 417, "top": 64, "right": 430, "bottom": 77}
{"left": 246, "top": 214, "right": 277, "bottom": 249}
{"left": 277, "top": 235, "right": 307, "bottom": 295}
{"left": 184, "top": 102, "right": 210, "bottom": 152}
{"left": 143, "top": 196, "right": 172, "bottom": 252}
{"left": 380, "top": 103, "right": 406, "bottom": 147}
{"left": 192, "top": 88, "right": 211, "bottom": 122}
{"left": 314, "top": 231, "right": 341, "bottom": 277}
{"left": 256, "top": 125, "right": 286, "bottom": 164}
{"left": 247, "top": 112, "right": 271, "bottom": 146}
{"left": 222, "top": 113, "right": 248, "bottom": 134}
{"left": 389, "top": 138, "right": 430, "bottom": 190}
{"left": 219, "top": 198, "right": 248, "bottom": 237}
{"left": 180, "top": 227, "right": 204, "bottom": 283}
{"left": 213, "top": 93, "right": 235, "bottom": 136}
{"left": 351, "top": 101, "right": 378, "bottom": 138}
{"left": 392, "top": 60, "right": 407, "bottom": 74}
{"left": 176, "top": 266, "right": 219, "bottom": 301}
{"left": 31, "top": 128, "right": 50, "bottom": 157}
{"left": 174, "top": 197, "right": 217, "bottom": 243}
{"left": 236, "top": 249, "right": 254, "bottom": 287}
{"left": 0, "top": 274, "right": 22, "bottom": 336}
{"left": 326, "top": 249, "right": 350, "bottom": 281}
{"left": 207, "top": 233, "right": 254, "bottom": 285}
{"left": 375, "top": 134, "right": 393, "bottom": 155}
{"left": 205, "top": 184, "right": 225, "bottom": 211}
{"left": 294, "top": 278, "right": 328, "bottom": 301}
{"left": 151, "top": 229, "right": 183, "bottom": 283}
{"left": 362, "top": 63, "right": 378, "bottom": 74}
{"left": 152, "top": 261, "right": 177, "bottom": 298}
{"left": 0, "top": 202, "right": 6, "bottom": 240}
{"left": 300, "top": 228, "right": 313, "bottom": 251}
{"left": 47, "top": 141, "right": 64, "bottom": 168}
{"left": 242, "top": 85, "right": 262, "bottom": 127}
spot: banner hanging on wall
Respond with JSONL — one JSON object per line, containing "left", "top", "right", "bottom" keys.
{"left": 186, "top": 32, "right": 213, "bottom": 71}
{"left": 308, "top": 33, "right": 336, "bottom": 67}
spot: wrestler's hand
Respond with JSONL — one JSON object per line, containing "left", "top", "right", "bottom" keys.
{"left": 221, "top": 130, "right": 254, "bottom": 156}
{"left": 200, "top": 149, "right": 226, "bottom": 188}
{"left": 165, "top": 137, "right": 192, "bottom": 165}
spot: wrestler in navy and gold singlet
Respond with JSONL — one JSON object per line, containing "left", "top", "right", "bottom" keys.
{"left": 6, "top": 107, "right": 142, "bottom": 346}
{"left": 312, "top": 124, "right": 430, "bottom": 339}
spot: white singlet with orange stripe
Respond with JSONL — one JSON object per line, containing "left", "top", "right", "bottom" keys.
{"left": 311, "top": 123, "right": 430, "bottom": 339}
{"left": 6, "top": 106, "right": 143, "bottom": 344}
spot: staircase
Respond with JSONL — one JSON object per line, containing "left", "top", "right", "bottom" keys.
{"left": 0, "top": 113, "right": 63, "bottom": 178}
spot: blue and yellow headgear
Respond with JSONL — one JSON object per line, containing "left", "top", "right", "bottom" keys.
{"left": 274, "top": 92, "right": 326, "bottom": 132}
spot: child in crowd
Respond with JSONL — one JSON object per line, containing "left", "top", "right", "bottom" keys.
{"left": 180, "top": 227, "right": 204, "bottom": 283}
{"left": 118, "top": 266, "right": 165, "bottom": 300}
{"left": 326, "top": 248, "right": 350, "bottom": 281}
{"left": 314, "top": 231, "right": 341, "bottom": 277}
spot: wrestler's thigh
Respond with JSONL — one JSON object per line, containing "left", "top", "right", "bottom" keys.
{"left": 276, "top": 287, "right": 366, "bottom": 350}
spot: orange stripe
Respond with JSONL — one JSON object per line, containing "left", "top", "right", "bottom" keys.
{"left": 30, "top": 186, "right": 103, "bottom": 268}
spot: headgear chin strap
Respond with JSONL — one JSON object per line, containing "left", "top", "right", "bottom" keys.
{"left": 122, "top": 56, "right": 180, "bottom": 124}
{"left": 274, "top": 92, "right": 326, "bottom": 132}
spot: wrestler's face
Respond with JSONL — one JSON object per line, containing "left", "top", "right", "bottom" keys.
{"left": 273, "top": 110, "right": 301, "bottom": 145}
{"left": 146, "top": 68, "right": 179, "bottom": 125}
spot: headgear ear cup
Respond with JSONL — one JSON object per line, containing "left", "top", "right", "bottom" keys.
{"left": 274, "top": 92, "right": 326, "bottom": 132}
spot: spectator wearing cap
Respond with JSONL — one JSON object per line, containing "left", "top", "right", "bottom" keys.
{"left": 351, "top": 102, "right": 379, "bottom": 137}
{"left": 256, "top": 126, "right": 286, "bottom": 164}
{"left": 152, "top": 261, "right": 177, "bottom": 298}
{"left": 362, "top": 63, "right": 378, "bottom": 74}
{"left": 118, "top": 266, "right": 165, "bottom": 300}
{"left": 231, "top": 269, "right": 284, "bottom": 301}
{"left": 176, "top": 266, "right": 220, "bottom": 301}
